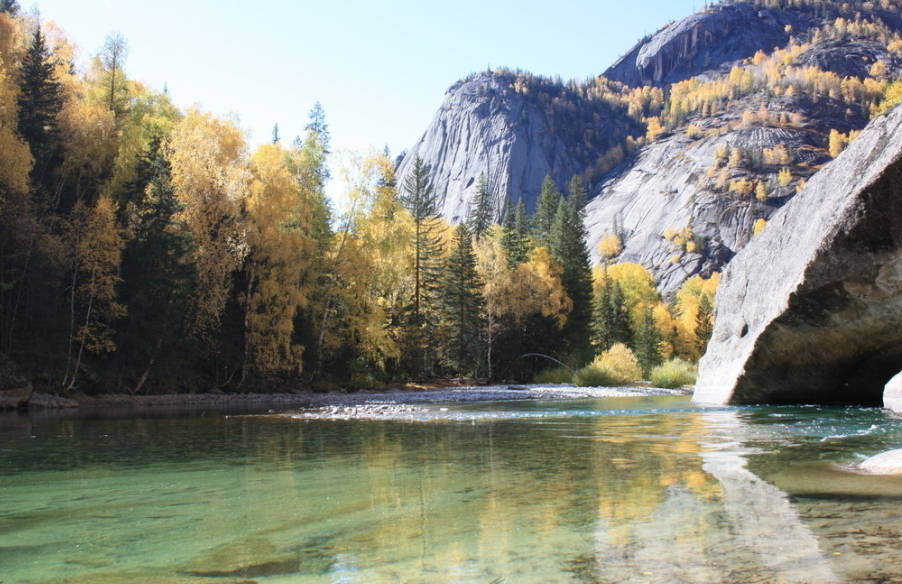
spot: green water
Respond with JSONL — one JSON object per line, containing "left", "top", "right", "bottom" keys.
{"left": 3, "top": 397, "right": 902, "bottom": 584}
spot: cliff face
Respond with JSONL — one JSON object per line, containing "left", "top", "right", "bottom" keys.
{"left": 694, "top": 103, "right": 902, "bottom": 407}
{"left": 605, "top": 3, "right": 802, "bottom": 87}
{"left": 395, "top": 74, "right": 583, "bottom": 223}
{"left": 397, "top": 0, "right": 902, "bottom": 295}
{"left": 584, "top": 124, "right": 811, "bottom": 294}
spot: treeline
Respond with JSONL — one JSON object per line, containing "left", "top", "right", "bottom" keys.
{"left": 0, "top": 6, "right": 717, "bottom": 393}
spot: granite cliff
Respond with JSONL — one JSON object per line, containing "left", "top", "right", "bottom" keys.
{"left": 694, "top": 102, "right": 902, "bottom": 407}
{"left": 396, "top": 0, "right": 902, "bottom": 294}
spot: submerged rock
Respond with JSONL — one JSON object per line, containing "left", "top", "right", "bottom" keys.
{"left": 694, "top": 102, "right": 902, "bottom": 406}
{"left": 860, "top": 450, "right": 902, "bottom": 475}
{"left": 180, "top": 537, "right": 301, "bottom": 579}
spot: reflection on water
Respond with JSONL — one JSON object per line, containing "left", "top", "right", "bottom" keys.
{"left": 2, "top": 397, "right": 902, "bottom": 583}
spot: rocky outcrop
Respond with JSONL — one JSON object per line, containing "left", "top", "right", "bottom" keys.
{"left": 585, "top": 125, "right": 806, "bottom": 294}
{"left": 694, "top": 103, "right": 902, "bottom": 406}
{"left": 884, "top": 371, "right": 902, "bottom": 411}
{"left": 0, "top": 381, "right": 32, "bottom": 409}
{"left": 605, "top": 2, "right": 801, "bottom": 87}
{"left": 395, "top": 73, "right": 583, "bottom": 222}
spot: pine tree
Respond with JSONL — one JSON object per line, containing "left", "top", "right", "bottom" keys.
{"left": 635, "top": 304, "right": 663, "bottom": 378}
{"left": 567, "top": 175, "right": 588, "bottom": 214}
{"left": 439, "top": 223, "right": 486, "bottom": 377}
{"left": 116, "top": 140, "right": 195, "bottom": 393}
{"left": 399, "top": 155, "right": 444, "bottom": 374}
{"left": 532, "top": 175, "right": 561, "bottom": 243}
{"left": 17, "top": 26, "right": 64, "bottom": 195}
{"left": 548, "top": 198, "right": 595, "bottom": 364}
{"left": 468, "top": 172, "right": 493, "bottom": 239}
{"left": 595, "top": 270, "right": 632, "bottom": 351}
{"left": 500, "top": 199, "right": 530, "bottom": 268}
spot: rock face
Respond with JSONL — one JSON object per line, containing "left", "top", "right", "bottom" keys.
{"left": 694, "top": 103, "right": 902, "bottom": 406}
{"left": 584, "top": 125, "right": 806, "bottom": 294}
{"left": 395, "top": 74, "right": 583, "bottom": 222}
{"left": 604, "top": 3, "right": 800, "bottom": 87}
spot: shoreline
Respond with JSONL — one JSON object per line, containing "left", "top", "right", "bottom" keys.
{"left": 70, "top": 384, "right": 691, "bottom": 410}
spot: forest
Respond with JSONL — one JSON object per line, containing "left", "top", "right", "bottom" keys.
{"left": 0, "top": 1, "right": 722, "bottom": 394}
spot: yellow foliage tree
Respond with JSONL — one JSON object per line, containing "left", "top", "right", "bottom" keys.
{"left": 242, "top": 144, "right": 315, "bottom": 377}
{"left": 169, "top": 109, "right": 249, "bottom": 342}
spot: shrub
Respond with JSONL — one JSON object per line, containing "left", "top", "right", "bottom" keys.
{"left": 650, "top": 358, "right": 697, "bottom": 388}
{"left": 593, "top": 343, "right": 642, "bottom": 384}
{"left": 533, "top": 367, "right": 573, "bottom": 385}
{"left": 574, "top": 365, "right": 620, "bottom": 387}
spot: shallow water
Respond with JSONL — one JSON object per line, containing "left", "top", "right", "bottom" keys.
{"left": 2, "top": 397, "right": 902, "bottom": 583}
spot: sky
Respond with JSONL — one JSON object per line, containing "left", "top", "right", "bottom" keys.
{"left": 27, "top": 0, "right": 703, "bottom": 189}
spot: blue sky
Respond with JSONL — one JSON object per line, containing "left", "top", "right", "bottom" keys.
{"left": 29, "top": 0, "right": 702, "bottom": 161}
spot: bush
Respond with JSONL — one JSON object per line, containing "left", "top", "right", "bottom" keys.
{"left": 534, "top": 367, "right": 573, "bottom": 385}
{"left": 573, "top": 365, "right": 621, "bottom": 387}
{"left": 650, "top": 358, "right": 697, "bottom": 388}
{"left": 593, "top": 343, "right": 642, "bottom": 384}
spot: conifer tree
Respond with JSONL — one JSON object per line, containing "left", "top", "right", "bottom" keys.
{"left": 439, "top": 223, "right": 486, "bottom": 377}
{"left": 399, "top": 155, "right": 444, "bottom": 374}
{"left": 116, "top": 140, "right": 195, "bottom": 393}
{"left": 468, "top": 172, "right": 493, "bottom": 239}
{"left": 595, "top": 270, "right": 632, "bottom": 351}
{"left": 567, "top": 175, "right": 588, "bottom": 214}
{"left": 500, "top": 199, "right": 530, "bottom": 268}
{"left": 548, "top": 198, "right": 595, "bottom": 364}
{"left": 99, "top": 31, "right": 129, "bottom": 116}
{"left": 533, "top": 175, "right": 562, "bottom": 243}
{"left": 635, "top": 304, "right": 663, "bottom": 378}
{"left": 17, "top": 26, "right": 64, "bottom": 195}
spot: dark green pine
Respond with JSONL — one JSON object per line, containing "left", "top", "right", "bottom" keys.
{"left": 635, "top": 304, "right": 663, "bottom": 378}
{"left": 532, "top": 175, "right": 561, "bottom": 243}
{"left": 548, "top": 198, "right": 596, "bottom": 364}
{"left": 439, "top": 223, "right": 487, "bottom": 377}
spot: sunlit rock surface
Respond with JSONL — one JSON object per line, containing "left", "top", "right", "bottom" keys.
{"left": 395, "top": 73, "right": 584, "bottom": 223}
{"left": 860, "top": 449, "right": 902, "bottom": 475}
{"left": 695, "top": 103, "right": 902, "bottom": 406}
{"left": 605, "top": 2, "right": 799, "bottom": 87}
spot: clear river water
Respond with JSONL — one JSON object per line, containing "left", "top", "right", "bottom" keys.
{"left": 3, "top": 395, "right": 902, "bottom": 584}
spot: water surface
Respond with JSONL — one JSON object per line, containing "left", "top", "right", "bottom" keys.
{"left": 3, "top": 396, "right": 902, "bottom": 583}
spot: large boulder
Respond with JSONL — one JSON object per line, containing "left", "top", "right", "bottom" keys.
{"left": 694, "top": 102, "right": 902, "bottom": 406}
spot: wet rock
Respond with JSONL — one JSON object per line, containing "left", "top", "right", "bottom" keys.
{"left": 695, "top": 103, "right": 902, "bottom": 405}
{"left": 770, "top": 461, "right": 902, "bottom": 497}
{"left": 860, "top": 450, "right": 902, "bottom": 475}
{"left": 0, "top": 381, "right": 32, "bottom": 410}
{"left": 27, "top": 393, "right": 79, "bottom": 410}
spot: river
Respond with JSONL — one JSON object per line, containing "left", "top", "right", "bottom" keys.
{"left": 2, "top": 395, "right": 902, "bottom": 583}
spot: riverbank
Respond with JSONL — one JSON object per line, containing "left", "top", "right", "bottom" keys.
{"left": 71, "top": 384, "right": 689, "bottom": 410}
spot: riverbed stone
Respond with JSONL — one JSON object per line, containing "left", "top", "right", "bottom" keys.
{"left": 694, "top": 102, "right": 902, "bottom": 405}
{"left": 0, "top": 381, "right": 32, "bottom": 410}
{"left": 860, "top": 450, "right": 902, "bottom": 474}
{"left": 27, "top": 393, "right": 80, "bottom": 410}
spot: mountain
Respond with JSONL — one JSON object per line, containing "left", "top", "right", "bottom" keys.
{"left": 396, "top": 0, "right": 902, "bottom": 293}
